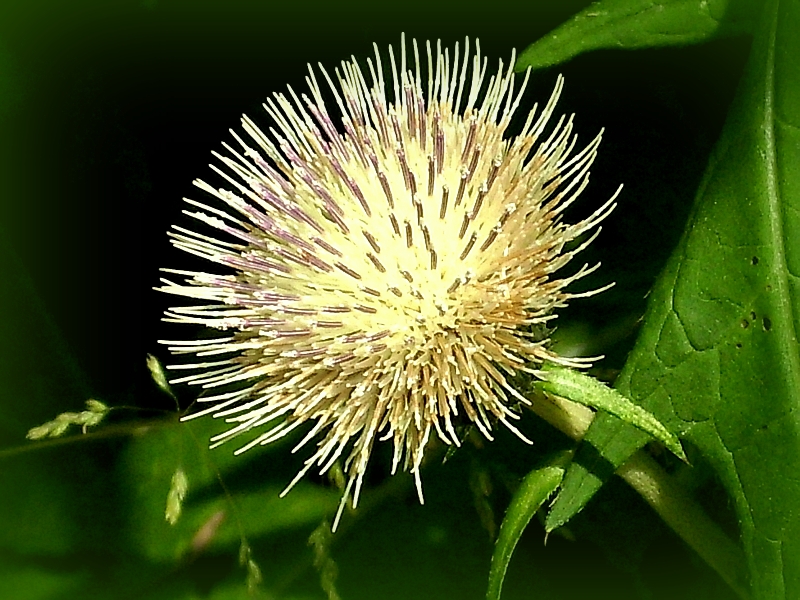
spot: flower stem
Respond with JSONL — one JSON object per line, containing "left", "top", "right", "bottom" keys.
{"left": 617, "top": 452, "right": 750, "bottom": 599}
{"left": 527, "top": 392, "right": 750, "bottom": 600}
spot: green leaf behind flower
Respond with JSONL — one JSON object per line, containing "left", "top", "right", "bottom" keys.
{"left": 516, "top": 0, "right": 763, "bottom": 71}
{"left": 542, "top": 1, "right": 800, "bottom": 597}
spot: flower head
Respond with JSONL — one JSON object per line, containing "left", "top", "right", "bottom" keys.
{"left": 159, "top": 37, "right": 617, "bottom": 528}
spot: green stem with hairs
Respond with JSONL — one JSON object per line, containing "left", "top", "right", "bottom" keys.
{"left": 528, "top": 379, "right": 749, "bottom": 600}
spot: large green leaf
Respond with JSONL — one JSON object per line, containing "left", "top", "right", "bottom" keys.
{"left": 516, "top": 0, "right": 762, "bottom": 70}
{"left": 544, "top": 0, "right": 800, "bottom": 597}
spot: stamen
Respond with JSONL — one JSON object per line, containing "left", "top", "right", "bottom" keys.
{"left": 455, "top": 171, "right": 468, "bottom": 207}
{"left": 485, "top": 157, "right": 501, "bottom": 190}
{"left": 334, "top": 262, "right": 362, "bottom": 280}
{"left": 427, "top": 154, "right": 435, "bottom": 196}
{"left": 460, "top": 232, "right": 477, "bottom": 260}
{"left": 377, "top": 171, "right": 395, "bottom": 208}
{"left": 360, "top": 286, "right": 382, "bottom": 297}
{"left": 367, "top": 252, "right": 387, "bottom": 273}
{"left": 312, "top": 236, "right": 343, "bottom": 257}
{"left": 390, "top": 213, "right": 401, "bottom": 236}
{"left": 315, "top": 320, "right": 344, "bottom": 328}
{"left": 433, "top": 113, "right": 445, "bottom": 173}
{"left": 321, "top": 305, "right": 352, "bottom": 314}
{"left": 460, "top": 115, "right": 478, "bottom": 162}
{"left": 439, "top": 185, "right": 450, "bottom": 219}
{"left": 458, "top": 213, "right": 470, "bottom": 239}
{"left": 422, "top": 225, "right": 432, "bottom": 252}
{"left": 414, "top": 196, "right": 424, "bottom": 222}
{"left": 465, "top": 145, "right": 481, "bottom": 183}
{"left": 479, "top": 227, "right": 500, "bottom": 251}
{"left": 470, "top": 183, "right": 488, "bottom": 219}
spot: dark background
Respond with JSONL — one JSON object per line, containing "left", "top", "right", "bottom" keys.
{"left": 0, "top": 1, "right": 750, "bottom": 598}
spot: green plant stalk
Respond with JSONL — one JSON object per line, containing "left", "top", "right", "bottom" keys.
{"left": 528, "top": 391, "right": 749, "bottom": 600}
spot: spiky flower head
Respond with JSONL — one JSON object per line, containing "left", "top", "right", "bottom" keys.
{"left": 159, "top": 37, "right": 617, "bottom": 528}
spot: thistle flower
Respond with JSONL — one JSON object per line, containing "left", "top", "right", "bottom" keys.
{"left": 159, "top": 37, "right": 617, "bottom": 528}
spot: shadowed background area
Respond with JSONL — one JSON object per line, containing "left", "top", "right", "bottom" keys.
{"left": 0, "top": 1, "right": 749, "bottom": 598}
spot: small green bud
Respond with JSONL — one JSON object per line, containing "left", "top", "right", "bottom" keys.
{"left": 146, "top": 353, "right": 174, "bottom": 397}
{"left": 26, "top": 399, "right": 110, "bottom": 440}
{"left": 239, "top": 542, "right": 263, "bottom": 593}
{"left": 165, "top": 468, "right": 189, "bottom": 525}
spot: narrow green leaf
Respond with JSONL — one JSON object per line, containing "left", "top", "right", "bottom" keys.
{"left": 537, "top": 365, "right": 687, "bottom": 461}
{"left": 549, "top": 0, "right": 800, "bottom": 597}
{"left": 486, "top": 464, "right": 564, "bottom": 600}
{"left": 516, "top": 0, "right": 762, "bottom": 71}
